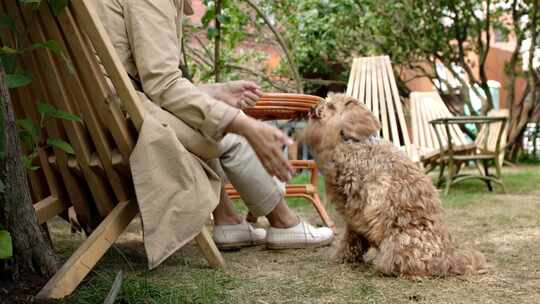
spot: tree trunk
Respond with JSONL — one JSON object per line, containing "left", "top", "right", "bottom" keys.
{"left": 0, "top": 66, "right": 57, "bottom": 281}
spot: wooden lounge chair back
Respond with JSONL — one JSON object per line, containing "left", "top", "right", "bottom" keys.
{"left": 410, "top": 91, "right": 472, "bottom": 155}
{"left": 2, "top": 0, "right": 222, "bottom": 299}
{"left": 476, "top": 109, "right": 509, "bottom": 163}
{"left": 346, "top": 56, "right": 411, "bottom": 149}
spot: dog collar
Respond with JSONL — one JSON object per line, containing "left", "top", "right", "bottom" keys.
{"left": 368, "top": 133, "right": 380, "bottom": 144}
{"left": 341, "top": 132, "right": 380, "bottom": 144}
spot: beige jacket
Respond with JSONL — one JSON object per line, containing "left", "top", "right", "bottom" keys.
{"left": 99, "top": 0, "right": 238, "bottom": 268}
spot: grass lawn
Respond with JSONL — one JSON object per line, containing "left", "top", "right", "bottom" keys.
{"left": 49, "top": 165, "right": 540, "bottom": 304}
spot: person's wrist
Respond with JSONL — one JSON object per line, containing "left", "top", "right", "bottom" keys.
{"left": 225, "top": 112, "right": 256, "bottom": 136}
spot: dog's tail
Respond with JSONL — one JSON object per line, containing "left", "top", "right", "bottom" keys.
{"left": 447, "top": 249, "right": 488, "bottom": 275}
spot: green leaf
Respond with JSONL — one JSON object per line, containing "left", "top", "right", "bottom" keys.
{"left": 47, "top": 138, "right": 74, "bottom": 154}
{"left": 207, "top": 27, "right": 218, "bottom": 40}
{"left": 19, "top": 131, "right": 34, "bottom": 151}
{"left": 0, "top": 46, "right": 20, "bottom": 55}
{"left": 0, "top": 54, "right": 17, "bottom": 73}
{"left": 0, "top": 15, "right": 16, "bottom": 32}
{"left": 31, "top": 40, "right": 62, "bottom": 55}
{"left": 37, "top": 102, "right": 57, "bottom": 116}
{"left": 0, "top": 180, "right": 5, "bottom": 193}
{"left": 49, "top": 0, "right": 69, "bottom": 16}
{"left": 38, "top": 102, "right": 81, "bottom": 121}
{"left": 31, "top": 40, "right": 75, "bottom": 74}
{"left": 22, "top": 154, "right": 40, "bottom": 171}
{"left": 16, "top": 118, "right": 40, "bottom": 139}
{"left": 50, "top": 109, "right": 81, "bottom": 122}
{"left": 18, "top": 0, "right": 42, "bottom": 4}
{"left": 6, "top": 72, "right": 32, "bottom": 88}
{"left": 0, "top": 230, "right": 13, "bottom": 259}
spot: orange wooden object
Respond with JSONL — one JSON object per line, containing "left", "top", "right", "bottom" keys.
{"left": 229, "top": 94, "right": 336, "bottom": 231}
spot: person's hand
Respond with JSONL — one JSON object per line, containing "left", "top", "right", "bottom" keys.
{"left": 226, "top": 113, "right": 294, "bottom": 182}
{"left": 199, "top": 81, "right": 263, "bottom": 109}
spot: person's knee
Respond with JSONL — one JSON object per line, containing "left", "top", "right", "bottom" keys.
{"left": 221, "top": 134, "right": 254, "bottom": 164}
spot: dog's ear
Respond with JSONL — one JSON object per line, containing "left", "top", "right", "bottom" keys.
{"left": 340, "top": 104, "right": 381, "bottom": 141}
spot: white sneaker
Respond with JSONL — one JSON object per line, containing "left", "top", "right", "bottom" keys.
{"left": 213, "top": 221, "right": 266, "bottom": 250}
{"left": 266, "top": 221, "right": 334, "bottom": 249}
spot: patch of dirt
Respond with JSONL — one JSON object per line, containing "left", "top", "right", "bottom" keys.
{"left": 0, "top": 274, "right": 50, "bottom": 304}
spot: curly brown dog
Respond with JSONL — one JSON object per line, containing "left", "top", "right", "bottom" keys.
{"left": 303, "top": 93, "right": 486, "bottom": 278}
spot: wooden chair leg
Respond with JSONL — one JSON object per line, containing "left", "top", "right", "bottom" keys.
{"left": 483, "top": 160, "right": 493, "bottom": 192}
{"left": 437, "top": 162, "right": 446, "bottom": 188}
{"left": 444, "top": 161, "right": 454, "bottom": 195}
{"left": 194, "top": 227, "right": 225, "bottom": 269}
{"left": 37, "top": 200, "right": 138, "bottom": 300}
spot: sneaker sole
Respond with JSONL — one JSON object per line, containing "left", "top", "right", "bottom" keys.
{"left": 215, "top": 239, "right": 266, "bottom": 251}
{"left": 266, "top": 237, "right": 334, "bottom": 250}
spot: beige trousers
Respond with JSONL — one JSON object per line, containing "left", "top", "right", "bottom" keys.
{"left": 140, "top": 94, "right": 282, "bottom": 217}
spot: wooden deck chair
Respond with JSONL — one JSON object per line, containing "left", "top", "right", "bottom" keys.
{"left": 411, "top": 92, "right": 509, "bottom": 193}
{"left": 346, "top": 56, "right": 418, "bottom": 161}
{"left": 2, "top": 0, "right": 223, "bottom": 299}
{"left": 410, "top": 92, "right": 509, "bottom": 166}
{"left": 410, "top": 91, "right": 477, "bottom": 171}
{"left": 476, "top": 109, "right": 509, "bottom": 166}
{"left": 429, "top": 115, "right": 508, "bottom": 194}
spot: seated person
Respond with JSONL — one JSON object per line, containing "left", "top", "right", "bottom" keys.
{"left": 99, "top": 0, "right": 334, "bottom": 249}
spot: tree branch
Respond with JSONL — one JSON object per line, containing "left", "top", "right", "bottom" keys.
{"left": 242, "top": 0, "right": 303, "bottom": 93}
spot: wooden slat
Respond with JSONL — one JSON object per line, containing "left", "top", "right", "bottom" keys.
{"left": 194, "top": 228, "right": 226, "bottom": 269}
{"left": 425, "top": 97, "right": 444, "bottom": 148}
{"left": 36, "top": 200, "right": 138, "bottom": 299}
{"left": 42, "top": 6, "right": 130, "bottom": 202}
{"left": 357, "top": 58, "right": 367, "bottom": 103}
{"left": 68, "top": 11, "right": 134, "bottom": 162}
{"left": 411, "top": 93, "right": 420, "bottom": 147}
{"left": 376, "top": 57, "right": 391, "bottom": 141}
{"left": 19, "top": 3, "right": 115, "bottom": 218}
{"left": 34, "top": 196, "right": 68, "bottom": 225}
{"left": 415, "top": 94, "right": 429, "bottom": 148}
{"left": 383, "top": 56, "right": 410, "bottom": 145}
{"left": 5, "top": 0, "right": 98, "bottom": 229}
{"left": 346, "top": 58, "right": 356, "bottom": 96}
{"left": 372, "top": 57, "right": 381, "bottom": 135}
{"left": 70, "top": 0, "right": 145, "bottom": 131}
{"left": 365, "top": 58, "right": 373, "bottom": 111}
{"left": 379, "top": 56, "right": 400, "bottom": 146}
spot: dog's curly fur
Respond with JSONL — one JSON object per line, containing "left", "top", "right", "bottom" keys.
{"left": 303, "top": 93, "right": 486, "bottom": 278}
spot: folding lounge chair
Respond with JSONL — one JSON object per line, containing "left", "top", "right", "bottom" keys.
{"left": 2, "top": 0, "right": 223, "bottom": 299}
{"left": 346, "top": 56, "right": 418, "bottom": 161}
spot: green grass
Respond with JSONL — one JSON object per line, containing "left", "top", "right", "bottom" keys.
{"left": 232, "top": 165, "right": 540, "bottom": 214}
{"left": 49, "top": 165, "right": 540, "bottom": 304}
{"left": 439, "top": 165, "right": 540, "bottom": 208}
{"left": 55, "top": 269, "right": 238, "bottom": 304}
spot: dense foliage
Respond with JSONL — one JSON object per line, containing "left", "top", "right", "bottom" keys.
{"left": 187, "top": 0, "right": 540, "bottom": 153}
